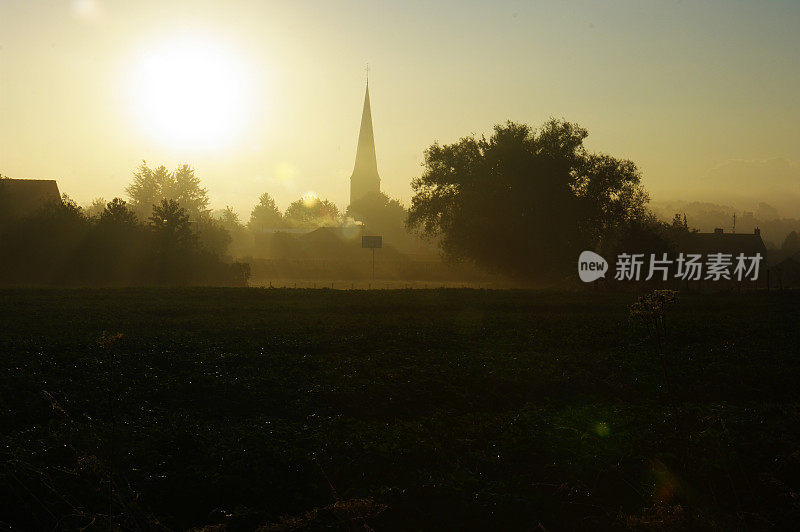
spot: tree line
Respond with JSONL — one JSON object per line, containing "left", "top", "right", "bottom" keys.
{"left": 0, "top": 185, "right": 248, "bottom": 286}
{"left": 3, "top": 118, "right": 745, "bottom": 286}
{"left": 84, "top": 161, "right": 405, "bottom": 234}
{"left": 0, "top": 162, "right": 410, "bottom": 286}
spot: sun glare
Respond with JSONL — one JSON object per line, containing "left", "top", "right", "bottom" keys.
{"left": 130, "top": 38, "right": 252, "bottom": 150}
{"left": 302, "top": 191, "right": 319, "bottom": 207}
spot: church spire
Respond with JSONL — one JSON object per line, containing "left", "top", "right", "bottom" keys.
{"left": 349, "top": 79, "right": 381, "bottom": 205}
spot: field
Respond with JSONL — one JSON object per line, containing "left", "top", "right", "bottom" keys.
{"left": 2, "top": 288, "right": 799, "bottom": 530}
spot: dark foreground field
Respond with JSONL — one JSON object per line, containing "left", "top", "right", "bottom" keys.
{"left": 1, "top": 288, "right": 799, "bottom": 530}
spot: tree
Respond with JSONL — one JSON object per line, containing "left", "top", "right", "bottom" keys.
{"left": 407, "top": 119, "right": 650, "bottom": 280}
{"left": 126, "top": 162, "right": 209, "bottom": 220}
{"left": 211, "top": 206, "right": 248, "bottom": 258}
{"left": 782, "top": 231, "right": 800, "bottom": 253}
{"left": 218, "top": 206, "right": 242, "bottom": 232}
{"left": 56, "top": 194, "right": 85, "bottom": 224}
{"left": 85, "top": 197, "right": 107, "bottom": 218}
{"left": 88, "top": 198, "right": 143, "bottom": 283}
{"left": 196, "top": 215, "right": 232, "bottom": 257}
{"left": 127, "top": 162, "right": 169, "bottom": 219}
{"left": 346, "top": 191, "right": 411, "bottom": 248}
{"left": 0, "top": 193, "right": 89, "bottom": 284}
{"left": 577, "top": 153, "right": 650, "bottom": 245}
{"left": 284, "top": 196, "right": 340, "bottom": 228}
{"left": 150, "top": 199, "right": 194, "bottom": 247}
{"left": 0, "top": 188, "right": 247, "bottom": 287}
{"left": 601, "top": 212, "right": 673, "bottom": 262}
{"left": 248, "top": 192, "right": 282, "bottom": 231}
{"left": 346, "top": 191, "right": 406, "bottom": 232}
{"left": 99, "top": 198, "right": 138, "bottom": 226}
{"left": 171, "top": 164, "right": 209, "bottom": 216}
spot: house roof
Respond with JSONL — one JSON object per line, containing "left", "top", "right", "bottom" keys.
{"left": 0, "top": 178, "right": 61, "bottom": 219}
{"left": 675, "top": 230, "right": 767, "bottom": 256}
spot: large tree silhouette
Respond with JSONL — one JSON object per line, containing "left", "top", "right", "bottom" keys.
{"left": 407, "top": 119, "right": 649, "bottom": 280}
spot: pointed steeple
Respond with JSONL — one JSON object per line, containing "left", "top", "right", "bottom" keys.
{"left": 349, "top": 81, "right": 381, "bottom": 205}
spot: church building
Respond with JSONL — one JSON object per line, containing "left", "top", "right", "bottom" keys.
{"left": 349, "top": 81, "right": 381, "bottom": 205}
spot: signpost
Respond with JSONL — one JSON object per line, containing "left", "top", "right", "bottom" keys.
{"left": 361, "top": 235, "right": 382, "bottom": 280}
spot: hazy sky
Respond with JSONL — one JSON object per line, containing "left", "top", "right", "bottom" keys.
{"left": 2, "top": 0, "right": 799, "bottom": 216}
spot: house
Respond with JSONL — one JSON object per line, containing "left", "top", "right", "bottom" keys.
{"left": 670, "top": 227, "right": 768, "bottom": 289}
{"left": 675, "top": 227, "right": 767, "bottom": 257}
{"left": 0, "top": 178, "right": 61, "bottom": 221}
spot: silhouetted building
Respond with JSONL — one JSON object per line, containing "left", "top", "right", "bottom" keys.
{"left": 676, "top": 227, "right": 767, "bottom": 257}
{"left": 0, "top": 178, "right": 60, "bottom": 220}
{"left": 349, "top": 82, "right": 381, "bottom": 205}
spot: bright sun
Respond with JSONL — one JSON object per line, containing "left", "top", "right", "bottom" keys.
{"left": 131, "top": 38, "right": 251, "bottom": 150}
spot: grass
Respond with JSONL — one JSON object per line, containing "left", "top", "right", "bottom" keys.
{"left": 1, "top": 288, "right": 799, "bottom": 529}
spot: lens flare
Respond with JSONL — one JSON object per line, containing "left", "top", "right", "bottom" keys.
{"left": 301, "top": 191, "right": 319, "bottom": 207}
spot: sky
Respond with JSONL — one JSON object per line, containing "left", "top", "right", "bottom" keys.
{"left": 1, "top": 0, "right": 799, "bottom": 217}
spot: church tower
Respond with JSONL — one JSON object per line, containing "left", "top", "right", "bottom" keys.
{"left": 349, "top": 81, "right": 381, "bottom": 205}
